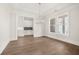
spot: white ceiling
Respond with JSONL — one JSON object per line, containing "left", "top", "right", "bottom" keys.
{"left": 12, "top": 3, "right": 74, "bottom": 15}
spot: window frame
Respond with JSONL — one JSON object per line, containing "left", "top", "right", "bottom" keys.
{"left": 49, "top": 17, "right": 56, "bottom": 33}
{"left": 49, "top": 12, "right": 70, "bottom": 37}
{"left": 57, "top": 12, "right": 70, "bottom": 37}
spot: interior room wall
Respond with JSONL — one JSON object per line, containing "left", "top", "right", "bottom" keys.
{"left": 44, "top": 5, "right": 79, "bottom": 46}
{"left": 33, "top": 17, "right": 45, "bottom": 37}
{"left": 10, "top": 8, "right": 17, "bottom": 41}
{"left": 0, "top": 4, "right": 11, "bottom": 54}
{"left": 17, "top": 16, "right": 24, "bottom": 36}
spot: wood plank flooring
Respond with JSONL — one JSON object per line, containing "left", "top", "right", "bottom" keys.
{"left": 1, "top": 35, "right": 79, "bottom": 55}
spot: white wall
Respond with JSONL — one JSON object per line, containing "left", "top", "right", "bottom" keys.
{"left": 0, "top": 4, "right": 11, "bottom": 54}
{"left": 69, "top": 7, "right": 79, "bottom": 45}
{"left": 33, "top": 17, "right": 45, "bottom": 37}
{"left": 44, "top": 5, "right": 79, "bottom": 46}
{"left": 10, "top": 8, "right": 17, "bottom": 40}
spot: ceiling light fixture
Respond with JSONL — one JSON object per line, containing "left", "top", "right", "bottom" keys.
{"left": 36, "top": 3, "right": 44, "bottom": 24}
{"left": 36, "top": 3, "right": 43, "bottom": 24}
{"left": 38, "top": 3, "right": 41, "bottom": 20}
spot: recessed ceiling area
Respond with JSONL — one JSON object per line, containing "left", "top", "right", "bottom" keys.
{"left": 12, "top": 3, "right": 73, "bottom": 15}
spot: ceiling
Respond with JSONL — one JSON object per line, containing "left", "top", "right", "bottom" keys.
{"left": 12, "top": 3, "right": 75, "bottom": 15}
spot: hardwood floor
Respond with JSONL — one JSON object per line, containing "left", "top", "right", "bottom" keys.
{"left": 1, "top": 35, "right": 79, "bottom": 55}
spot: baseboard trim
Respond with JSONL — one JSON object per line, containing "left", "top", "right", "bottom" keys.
{"left": 0, "top": 40, "right": 10, "bottom": 54}
{"left": 46, "top": 35, "right": 79, "bottom": 46}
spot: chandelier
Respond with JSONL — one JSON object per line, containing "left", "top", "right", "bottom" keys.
{"left": 38, "top": 3, "right": 41, "bottom": 19}
{"left": 36, "top": 3, "right": 43, "bottom": 24}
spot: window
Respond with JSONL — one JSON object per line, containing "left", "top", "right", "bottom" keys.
{"left": 58, "top": 15, "right": 69, "bottom": 36}
{"left": 50, "top": 18, "right": 55, "bottom": 32}
{"left": 49, "top": 14, "right": 69, "bottom": 37}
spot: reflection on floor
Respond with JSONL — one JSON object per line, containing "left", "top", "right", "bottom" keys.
{"left": 1, "top": 35, "right": 79, "bottom": 55}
